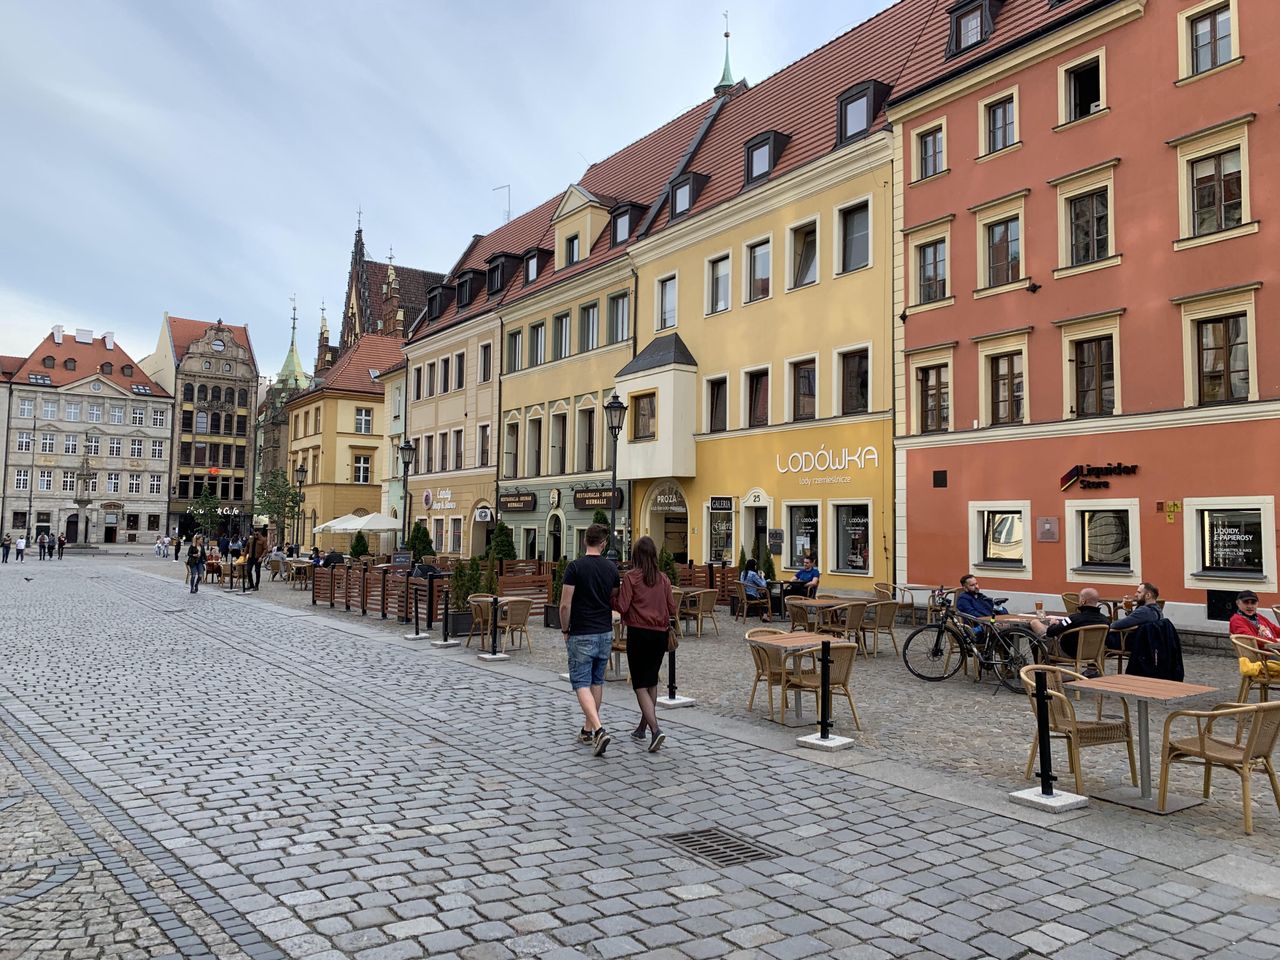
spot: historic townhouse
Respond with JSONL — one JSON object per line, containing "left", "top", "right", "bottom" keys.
{"left": 619, "top": 9, "right": 922, "bottom": 590}
{"left": 140, "top": 314, "right": 260, "bottom": 539}
{"left": 285, "top": 334, "right": 403, "bottom": 550}
{"left": 402, "top": 198, "right": 557, "bottom": 558}
{"left": 890, "top": 0, "right": 1279, "bottom": 628}
{"left": 255, "top": 303, "right": 312, "bottom": 542}
{"left": 377, "top": 359, "right": 408, "bottom": 539}
{"left": 496, "top": 100, "right": 726, "bottom": 562}
{"left": 6, "top": 326, "right": 172, "bottom": 544}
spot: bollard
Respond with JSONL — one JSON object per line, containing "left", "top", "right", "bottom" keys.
{"left": 666, "top": 647, "right": 678, "bottom": 702}
{"left": 425, "top": 573, "right": 438, "bottom": 630}
{"left": 490, "top": 595, "right": 501, "bottom": 656}
{"left": 412, "top": 584, "right": 420, "bottom": 637}
{"left": 1034, "top": 670, "right": 1057, "bottom": 796}
{"left": 818, "top": 638, "right": 832, "bottom": 741}
{"left": 442, "top": 587, "right": 451, "bottom": 640}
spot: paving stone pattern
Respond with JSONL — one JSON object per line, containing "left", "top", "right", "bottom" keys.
{"left": 1, "top": 558, "right": 1278, "bottom": 960}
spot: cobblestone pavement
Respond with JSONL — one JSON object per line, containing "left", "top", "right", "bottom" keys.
{"left": 2, "top": 556, "right": 1278, "bottom": 960}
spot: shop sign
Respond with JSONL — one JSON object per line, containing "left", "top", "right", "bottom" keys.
{"left": 432, "top": 488, "right": 457, "bottom": 510}
{"left": 1059, "top": 462, "right": 1139, "bottom": 491}
{"left": 709, "top": 496, "right": 733, "bottom": 512}
{"left": 574, "top": 488, "right": 623, "bottom": 510}
{"left": 776, "top": 445, "right": 879, "bottom": 486}
{"left": 184, "top": 505, "right": 241, "bottom": 515}
{"left": 498, "top": 492, "right": 537, "bottom": 512}
{"left": 1204, "top": 509, "right": 1264, "bottom": 573}
{"left": 651, "top": 481, "right": 686, "bottom": 514}
{"left": 422, "top": 489, "right": 433, "bottom": 509}
{"left": 474, "top": 508, "right": 493, "bottom": 522}
{"left": 767, "top": 527, "right": 784, "bottom": 555}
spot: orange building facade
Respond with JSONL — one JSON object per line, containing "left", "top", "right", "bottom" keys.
{"left": 890, "top": 0, "right": 1279, "bottom": 631}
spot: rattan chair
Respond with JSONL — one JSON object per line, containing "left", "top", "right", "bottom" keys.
{"left": 785, "top": 597, "right": 818, "bottom": 633}
{"left": 895, "top": 585, "right": 921, "bottom": 626}
{"left": 694, "top": 588, "right": 720, "bottom": 638}
{"left": 1045, "top": 624, "right": 1110, "bottom": 677}
{"left": 1105, "top": 626, "right": 1136, "bottom": 675}
{"left": 818, "top": 601, "right": 870, "bottom": 657}
{"left": 745, "top": 627, "right": 788, "bottom": 640}
{"left": 747, "top": 632, "right": 813, "bottom": 721}
{"left": 1231, "top": 635, "right": 1279, "bottom": 704}
{"left": 1158, "top": 700, "right": 1280, "bottom": 834}
{"left": 927, "top": 589, "right": 954, "bottom": 625}
{"left": 872, "top": 582, "right": 894, "bottom": 601}
{"left": 862, "top": 601, "right": 900, "bottom": 656}
{"left": 497, "top": 598, "right": 533, "bottom": 650}
{"left": 1061, "top": 592, "right": 1080, "bottom": 614}
{"left": 782, "top": 642, "right": 862, "bottom": 730}
{"left": 465, "top": 593, "right": 496, "bottom": 648}
{"left": 734, "top": 580, "right": 771, "bottom": 622}
{"left": 1020, "top": 665, "right": 1136, "bottom": 794}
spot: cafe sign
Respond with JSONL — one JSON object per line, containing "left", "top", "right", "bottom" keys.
{"left": 431, "top": 488, "right": 457, "bottom": 510}
{"left": 1060, "top": 462, "right": 1139, "bottom": 491}
{"left": 709, "top": 496, "right": 733, "bottom": 512}
{"left": 574, "top": 488, "right": 623, "bottom": 510}
{"left": 650, "top": 480, "right": 686, "bottom": 514}
{"left": 498, "top": 492, "right": 537, "bottom": 512}
{"left": 776, "top": 445, "right": 879, "bottom": 486}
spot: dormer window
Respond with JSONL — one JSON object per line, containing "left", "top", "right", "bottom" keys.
{"left": 121, "top": 364, "right": 133, "bottom": 377}
{"left": 668, "top": 173, "right": 708, "bottom": 221}
{"left": 487, "top": 263, "right": 503, "bottom": 295}
{"left": 947, "top": 0, "right": 1001, "bottom": 57}
{"left": 427, "top": 290, "right": 442, "bottom": 320}
{"left": 64, "top": 358, "right": 76, "bottom": 371}
{"left": 612, "top": 209, "right": 631, "bottom": 246}
{"left": 744, "top": 131, "right": 791, "bottom": 186}
{"left": 526, "top": 253, "right": 539, "bottom": 283}
{"left": 42, "top": 355, "right": 54, "bottom": 368}
{"left": 836, "top": 81, "right": 889, "bottom": 146}
{"left": 565, "top": 234, "right": 580, "bottom": 266}
{"left": 457, "top": 277, "right": 473, "bottom": 308}
{"left": 101, "top": 362, "right": 113, "bottom": 375}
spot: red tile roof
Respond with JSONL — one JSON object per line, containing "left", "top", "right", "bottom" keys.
{"left": 166, "top": 315, "right": 257, "bottom": 366}
{"left": 364, "top": 260, "right": 444, "bottom": 317}
{"left": 0, "top": 355, "right": 23, "bottom": 380}
{"left": 304, "top": 333, "right": 404, "bottom": 397}
{"left": 13, "top": 332, "right": 170, "bottom": 397}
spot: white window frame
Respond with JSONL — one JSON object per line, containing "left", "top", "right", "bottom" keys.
{"left": 130, "top": 438, "right": 144, "bottom": 458}
{"left": 42, "top": 399, "right": 58, "bottom": 419}
{"left": 832, "top": 341, "right": 873, "bottom": 418}
{"left": 782, "top": 499, "right": 821, "bottom": 572}
{"left": 479, "top": 342, "right": 493, "bottom": 383}
{"left": 703, "top": 371, "right": 730, "bottom": 434}
{"left": 1064, "top": 498, "right": 1141, "bottom": 586}
{"left": 967, "top": 500, "right": 1033, "bottom": 580}
{"left": 18, "top": 398, "right": 34, "bottom": 418}
{"left": 655, "top": 273, "right": 678, "bottom": 330}
{"left": 743, "top": 233, "right": 773, "bottom": 305}
{"left": 784, "top": 215, "right": 820, "bottom": 292}
{"left": 784, "top": 351, "right": 820, "bottom": 423}
{"left": 1182, "top": 495, "right": 1275, "bottom": 592}
{"left": 704, "top": 249, "right": 732, "bottom": 316}
{"left": 740, "top": 363, "right": 773, "bottom": 431}
{"left": 477, "top": 422, "right": 491, "bottom": 469}
{"left": 977, "top": 85, "right": 1021, "bottom": 159}
{"left": 827, "top": 499, "right": 875, "bottom": 579}
{"left": 832, "top": 195, "right": 874, "bottom": 277}
{"left": 1176, "top": 0, "right": 1241, "bottom": 84}
{"left": 152, "top": 439, "right": 165, "bottom": 459}
{"left": 910, "top": 118, "right": 948, "bottom": 182}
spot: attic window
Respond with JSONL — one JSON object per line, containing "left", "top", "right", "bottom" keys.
{"left": 487, "top": 263, "right": 503, "bottom": 295}
{"left": 64, "top": 358, "right": 77, "bottom": 371}
{"left": 121, "top": 364, "right": 133, "bottom": 377}
{"left": 612, "top": 209, "right": 631, "bottom": 246}
{"left": 948, "top": 0, "right": 999, "bottom": 57}
{"left": 744, "top": 131, "right": 791, "bottom": 185}
{"left": 457, "top": 277, "right": 473, "bottom": 308}
{"left": 42, "top": 355, "right": 55, "bottom": 368}
{"left": 526, "top": 253, "right": 539, "bottom": 283}
{"left": 101, "top": 362, "right": 113, "bottom": 375}
{"left": 669, "top": 173, "right": 707, "bottom": 220}
{"left": 427, "top": 290, "right": 442, "bottom": 320}
{"left": 565, "top": 234, "right": 580, "bottom": 266}
{"left": 836, "top": 81, "right": 890, "bottom": 146}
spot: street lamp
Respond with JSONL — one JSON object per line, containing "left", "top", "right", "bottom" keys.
{"left": 293, "top": 460, "right": 307, "bottom": 548}
{"left": 398, "top": 438, "right": 416, "bottom": 551}
{"left": 603, "top": 393, "right": 628, "bottom": 561}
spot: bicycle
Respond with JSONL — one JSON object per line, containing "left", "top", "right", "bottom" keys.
{"left": 901, "top": 590, "right": 1044, "bottom": 693}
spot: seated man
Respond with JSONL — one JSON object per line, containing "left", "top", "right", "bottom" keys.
{"left": 954, "top": 574, "right": 1006, "bottom": 620}
{"left": 322, "top": 548, "right": 345, "bottom": 568}
{"left": 1108, "top": 581, "right": 1162, "bottom": 649}
{"left": 1028, "top": 586, "right": 1109, "bottom": 659}
{"left": 785, "top": 556, "right": 821, "bottom": 597}
{"left": 1228, "top": 590, "right": 1279, "bottom": 652}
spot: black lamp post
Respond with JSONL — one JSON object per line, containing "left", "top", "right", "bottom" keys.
{"left": 603, "top": 393, "right": 628, "bottom": 561}
{"left": 293, "top": 460, "right": 307, "bottom": 547}
{"left": 399, "top": 438, "right": 415, "bottom": 550}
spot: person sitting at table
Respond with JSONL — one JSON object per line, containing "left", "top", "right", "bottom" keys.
{"left": 310, "top": 546, "right": 323, "bottom": 565}
{"left": 1027, "top": 586, "right": 1109, "bottom": 660}
{"left": 784, "top": 556, "right": 820, "bottom": 597}
{"left": 322, "top": 547, "right": 344, "bottom": 568}
{"left": 1228, "top": 590, "right": 1280, "bottom": 652}
{"left": 1108, "top": 582, "right": 1162, "bottom": 648}
{"left": 739, "top": 558, "right": 771, "bottom": 622}
{"left": 955, "top": 574, "right": 1007, "bottom": 637}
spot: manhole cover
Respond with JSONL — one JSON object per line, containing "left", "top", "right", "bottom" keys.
{"left": 661, "top": 827, "right": 777, "bottom": 868}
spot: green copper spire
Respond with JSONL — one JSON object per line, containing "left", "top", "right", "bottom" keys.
{"left": 277, "top": 295, "right": 312, "bottom": 387}
{"left": 715, "top": 12, "right": 734, "bottom": 95}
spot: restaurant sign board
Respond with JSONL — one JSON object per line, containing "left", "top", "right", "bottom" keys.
{"left": 573, "top": 488, "right": 623, "bottom": 510}
{"left": 498, "top": 492, "right": 537, "bottom": 512}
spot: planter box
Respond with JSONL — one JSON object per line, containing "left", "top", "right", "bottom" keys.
{"left": 446, "top": 610, "right": 472, "bottom": 637}
{"left": 728, "top": 595, "right": 740, "bottom": 618}
{"left": 544, "top": 604, "right": 561, "bottom": 630}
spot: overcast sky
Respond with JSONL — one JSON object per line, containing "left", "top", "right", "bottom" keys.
{"left": 0, "top": 0, "right": 889, "bottom": 376}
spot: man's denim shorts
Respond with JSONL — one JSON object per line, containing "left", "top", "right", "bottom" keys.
{"left": 566, "top": 631, "right": 612, "bottom": 690}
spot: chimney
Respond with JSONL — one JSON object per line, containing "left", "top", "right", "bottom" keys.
{"left": 103, "top": 332, "right": 115, "bottom": 350}
{"left": 52, "top": 324, "right": 64, "bottom": 344}
{"left": 75, "top": 328, "right": 93, "bottom": 344}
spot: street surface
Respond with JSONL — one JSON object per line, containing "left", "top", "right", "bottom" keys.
{"left": 1, "top": 555, "right": 1278, "bottom": 960}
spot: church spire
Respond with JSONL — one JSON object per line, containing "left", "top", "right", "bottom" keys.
{"left": 714, "top": 11, "right": 735, "bottom": 96}
{"left": 278, "top": 295, "right": 311, "bottom": 388}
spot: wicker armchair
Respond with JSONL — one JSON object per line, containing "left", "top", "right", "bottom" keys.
{"left": 818, "top": 601, "right": 870, "bottom": 656}
{"left": 782, "top": 642, "right": 862, "bottom": 730}
{"left": 872, "top": 582, "right": 894, "bottom": 601}
{"left": 862, "top": 601, "right": 900, "bottom": 657}
{"left": 694, "top": 589, "right": 720, "bottom": 638}
{"left": 1061, "top": 592, "right": 1080, "bottom": 614}
{"left": 734, "top": 580, "right": 771, "bottom": 622}
{"left": 497, "top": 598, "right": 533, "bottom": 651}
{"left": 1158, "top": 700, "right": 1280, "bottom": 834}
{"left": 1045, "top": 624, "right": 1110, "bottom": 678}
{"left": 466, "top": 594, "right": 497, "bottom": 648}
{"left": 747, "top": 633, "right": 814, "bottom": 721}
{"left": 785, "top": 597, "right": 818, "bottom": 632}
{"left": 927, "top": 589, "right": 954, "bottom": 625}
{"left": 1231, "top": 635, "right": 1279, "bottom": 704}
{"left": 1020, "top": 665, "right": 1136, "bottom": 794}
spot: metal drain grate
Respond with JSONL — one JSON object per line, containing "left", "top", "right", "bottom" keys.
{"left": 661, "top": 828, "right": 777, "bottom": 868}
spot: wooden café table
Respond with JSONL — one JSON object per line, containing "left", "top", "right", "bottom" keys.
{"left": 788, "top": 596, "right": 847, "bottom": 632}
{"left": 749, "top": 631, "right": 827, "bottom": 725}
{"left": 1065, "top": 674, "right": 1217, "bottom": 814}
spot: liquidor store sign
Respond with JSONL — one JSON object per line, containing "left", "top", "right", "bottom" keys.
{"left": 776, "top": 446, "right": 879, "bottom": 486}
{"left": 1060, "top": 462, "right": 1139, "bottom": 491}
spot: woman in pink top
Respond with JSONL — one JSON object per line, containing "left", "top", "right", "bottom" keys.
{"left": 614, "top": 536, "right": 677, "bottom": 752}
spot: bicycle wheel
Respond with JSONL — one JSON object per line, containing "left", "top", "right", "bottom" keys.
{"left": 994, "top": 626, "right": 1039, "bottom": 692}
{"left": 903, "top": 622, "right": 967, "bottom": 681}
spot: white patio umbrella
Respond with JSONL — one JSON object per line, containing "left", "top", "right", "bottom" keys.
{"left": 313, "top": 513, "right": 360, "bottom": 534}
{"left": 343, "top": 512, "right": 401, "bottom": 533}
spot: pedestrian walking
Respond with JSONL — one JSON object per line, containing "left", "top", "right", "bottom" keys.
{"left": 15, "top": 535, "right": 26, "bottom": 563}
{"left": 247, "top": 526, "right": 268, "bottom": 590}
{"left": 161, "top": 535, "right": 170, "bottom": 559}
{"left": 187, "top": 536, "right": 207, "bottom": 594}
{"left": 613, "top": 536, "right": 676, "bottom": 753}
{"left": 1, "top": 533, "right": 10, "bottom": 564}
{"left": 558, "top": 523, "right": 620, "bottom": 757}
{"left": 37, "top": 533, "right": 48, "bottom": 561}
{"left": 57, "top": 533, "right": 65, "bottom": 559}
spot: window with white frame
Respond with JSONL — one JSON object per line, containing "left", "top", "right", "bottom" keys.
{"left": 1172, "top": 116, "right": 1253, "bottom": 250}
{"left": 62, "top": 471, "right": 76, "bottom": 492}
{"left": 424, "top": 434, "right": 435, "bottom": 474}
{"left": 971, "top": 503, "right": 1029, "bottom": 571}
{"left": 607, "top": 293, "right": 629, "bottom": 343}
{"left": 453, "top": 429, "right": 463, "bottom": 471}
{"left": 985, "top": 96, "right": 1016, "bottom": 154}
{"left": 787, "top": 504, "right": 819, "bottom": 567}
{"left": 1182, "top": 495, "right": 1277, "bottom": 592}
{"left": 832, "top": 502, "right": 871, "bottom": 575}
{"left": 152, "top": 439, "right": 164, "bottom": 459}
{"left": 88, "top": 403, "right": 102, "bottom": 423}
{"left": 503, "top": 422, "right": 518, "bottom": 479}
{"left": 553, "top": 314, "right": 570, "bottom": 360}
{"left": 478, "top": 424, "right": 490, "bottom": 468}
{"left": 707, "top": 378, "right": 727, "bottom": 433}
{"left": 130, "top": 438, "right": 143, "bottom": 458}
{"left": 353, "top": 455, "right": 370, "bottom": 484}
{"left": 917, "top": 126, "right": 944, "bottom": 180}
{"left": 152, "top": 409, "right": 166, "bottom": 428}
{"left": 14, "top": 468, "right": 30, "bottom": 490}
{"left": 1198, "top": 507, "right": 1264, "bottom": 576}
{"left": 454, "top": 352, "right": 464, "bottom": 390}
{"left": 839, "top": 202, "right": 870, "bottom": 274}
{"left": 131, "top": 407, "right": 145, "bottom": 426}
{"left": 109, "top": 405, "right": 123, "bottom": 424}
{"left": 16, "top": 431, "right": 32, "bottom": 452}
{"left": 66, "top": 401, "right": 80, "bottom": 422}
{"left": 451, "top": 516, "right": 462, "bottom": 554}
{"left": 917, "top": 238, "right": 948, "bottom": 304}
{"left": 1187, "top": 2, "right": 1234, "bottom": 77}
{"left": 746, "top": 368, "right": 769, "bottom": 428}
{"left": 86, "top": 435, "right": 99, "bottom": 455}
{"left": 107, "top": 472, "right": 121, "bottom": 493}
{"left": 708, "top": 256, "right": 730, "bottom": 314}
{"left": 529, "top": 322, "right": 546, "bottom": 367}
{"left": 434, "top": 517, "right": 445, "bottom": 552}
{"left": 526, "top": 418, "right": 542, "bottom": 477}
{"left": 480, "top": 343, "right": 492, "bottom": 382}
{"left": 149, "top": 474, "right": 163, "bottom": 494}
{"left": 437, "top": 431, "right": 448, "bottom": 471}
{"left": 790, "top": 222, "right": 817, "bottom": 289}
{"left": 354, "top": 407, "right": 372, "bottom": 434}
{"left": 43, "top": 399, "right": 58, "bottom": 419}
{"left": 64, "top": 434, "right": 79, "bottom": 454}
{"left": 579, "top": 302, "right": 599, "bottom": 351}
{"left": 128, "top": 473, "right": 142, "bottom": 494}
{"left": 840, "top": 348, "right": 869, "bottom": 416}
{"left": 506, "top": 330, "right": 523, "bottom": 373}
{"left": 790, "top": 359, "right": 816, "bottom": 422}
{"left": 657, "top": 276, "right": 677, "bottom": 329}
{"left": 40, "top": 432, "right": 55, "bottom": 453}
{"left": 18, "top": 398, "right": 34, "bottom": 418}
{"left": 747, "top": 240, "right": 771, "bottom": 301}
{"left": 38, "top": 469, "right": 52, "bottom": 491}
{"left": 440, "top": 356, "right": 451, "bottom": 393}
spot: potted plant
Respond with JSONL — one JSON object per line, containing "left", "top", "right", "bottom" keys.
{"left": 545, "top": 556, "right": 568, "bottom": 628}
{"left": 448, "top": 558, "right": 474, "bottom": 634}
{"left": 350, "top": 531, "right": 369, "bottom": 559}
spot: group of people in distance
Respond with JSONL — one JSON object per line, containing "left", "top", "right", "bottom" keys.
{"left": 0, "top": 532, "right": 64, "bottom": 562}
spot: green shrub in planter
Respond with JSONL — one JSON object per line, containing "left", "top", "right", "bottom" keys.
{"left": 350, "top": 531, "right": 369, "bottom": 558}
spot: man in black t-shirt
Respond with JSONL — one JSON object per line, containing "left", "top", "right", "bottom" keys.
{"left": 559, "top": 523, "right": 620, "bottom": 757}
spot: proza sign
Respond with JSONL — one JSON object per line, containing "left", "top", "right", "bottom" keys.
{"left": 1060, "top": 462, "right": 1139, "bottom": 491}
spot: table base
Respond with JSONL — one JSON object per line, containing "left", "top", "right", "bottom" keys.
{"left": 1093, "top": 786, "right": 1204, "bottom": 815}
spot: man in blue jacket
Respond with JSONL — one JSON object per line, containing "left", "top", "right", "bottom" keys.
{"left": 955, "top": 574, "right": 1006, "bottom": 628}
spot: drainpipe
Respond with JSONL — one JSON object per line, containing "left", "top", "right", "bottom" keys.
{"left": 0, "top": 382, "right": 10, "bottom": 540}
{"left": 886, "top": 158, "right": 898, "bottom": 584}
{"left": 626, "top": 266, "right": 641, "bottom": 560}
{"left": 495, "top": 313, "right": 504, "bottom": 540}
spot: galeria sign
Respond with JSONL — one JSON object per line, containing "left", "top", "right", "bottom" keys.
{"left": 776, "top": 445, "right": 879, "bottom": 484}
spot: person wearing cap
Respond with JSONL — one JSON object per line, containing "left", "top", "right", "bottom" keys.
{"left": 1228, "top": 590, "right": 1279, "bottom": 652}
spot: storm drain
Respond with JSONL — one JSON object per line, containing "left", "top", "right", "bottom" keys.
{"left": 661, "top": 827, "right": 777, "bottom": 868}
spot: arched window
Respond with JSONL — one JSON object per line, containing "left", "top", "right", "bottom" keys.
{"left": 42, "top": 355, "right": 54, "bottom": 368}
{"left": 182, "top": 383, "right": 194, "bottom": 402}
{"left": 196, "top": 411, "right": 208, "bottom": 434}
{"left": 197, "top": 384, "right": 208, "bottom": 402}
{"left": 121, "top": 364, "right": 133, "bottom": 377}
{"left": 210, "top": 412, "right": 221, "bottom": 434}
{"left": 101, "top": 362, "right": 113, "bottom": 375}
{"left": 224, "top": 415, "right": 234, "bottom": 435}
{"left": 238, "top": 389, "right": 248, "bottom": 407}
{"left": 211, "top": 386, "right": 221, "bottom": 403}
{"left": 64, "top": 358, "right": 76, "bottom": 371}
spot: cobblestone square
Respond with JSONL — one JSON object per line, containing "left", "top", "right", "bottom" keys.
{"left": 2, "top": 556, "right": 1278, "bottom": 959}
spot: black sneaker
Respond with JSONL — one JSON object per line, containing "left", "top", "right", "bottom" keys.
{"left": 592, "top": 728, "right": 611, "bottom": 757}
{"left": 648, "top": 731, "right": 666, "bottom": 753}
{"left": 630, "top": 725, "right": 647, "bottom": 742}
{"left": 1084, "top": 664, "right": 1102, "bottom": 679}
{"left": 576, "top": 727, "right": 593, "bottom": 744}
